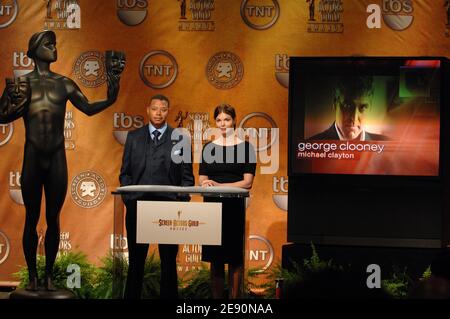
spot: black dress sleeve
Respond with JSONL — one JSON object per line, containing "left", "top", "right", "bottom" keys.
{"left": 244, "top": 141, "right": 257, "bottom": 175}
{"left": 199, "top": 143, "right": 209, "bottom": 176}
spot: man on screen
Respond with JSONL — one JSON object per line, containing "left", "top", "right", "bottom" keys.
{"left": 309, "top": 76, "right": 389, "bottom": 141}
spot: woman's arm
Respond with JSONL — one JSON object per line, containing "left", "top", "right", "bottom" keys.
{"left": 199, "top": 175, "right": 210, "bottom": 186}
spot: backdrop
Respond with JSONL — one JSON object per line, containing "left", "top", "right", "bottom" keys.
{"left": 0, "top": 0, "right": 449, "bottom": 285}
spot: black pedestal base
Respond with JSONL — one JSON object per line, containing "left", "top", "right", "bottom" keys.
{"left": 9, "top": 287, "right": 76, "bottom": 299}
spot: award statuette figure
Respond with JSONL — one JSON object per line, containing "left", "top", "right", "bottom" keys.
{"left": 0, "top": 31, "right": 125, "bottom": 295}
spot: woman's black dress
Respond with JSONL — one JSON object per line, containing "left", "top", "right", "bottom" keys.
{"left": 199, "top": 141, "right": 256, "bottom": 265}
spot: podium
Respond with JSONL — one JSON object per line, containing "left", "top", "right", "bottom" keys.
{"left": 111, "top": 185, "right": 249, "bottom": 299}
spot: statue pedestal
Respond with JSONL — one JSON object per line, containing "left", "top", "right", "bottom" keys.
{"left": 9, "top": 288, "right": 76, "bottom": 299}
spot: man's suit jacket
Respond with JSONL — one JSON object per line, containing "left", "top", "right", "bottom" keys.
{"left": 308, "top": 123, "right": 389, "bottom": 141}
{"left": 119, "top": 124, "right": 194, "bottom": 204}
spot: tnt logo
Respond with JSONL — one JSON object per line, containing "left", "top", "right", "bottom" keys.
{"left": 240, "top": 0, "right": 280, "bottom": 30}
{"left": 139, "top": 50, "right": 178, "bottom": 89}
{"left": 113, "top": 113, "right": 144, "bottom": 145}
{"left": 0, "top": 231, "right": 11, "bottom": 265}
{"left": 248, "top": 235, "right": 274, "bottom": 273}
{"left": 366, "top": 0, "right": 414, "bottom": 30}
{"left": 0, "top": 123, "right": 13, "bottom": 146}
{"left": 238, "top": 112, "right": 279, "bottom": 174}
{"left": 0, "top": 0, "right": 18, "bottom": 29}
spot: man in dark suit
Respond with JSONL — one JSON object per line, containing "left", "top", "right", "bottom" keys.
{"left": 309, "top": 76, "right": 389, "bottom": 141}
{"left": 119, "top": 94, "right": 194, "bottom": 299}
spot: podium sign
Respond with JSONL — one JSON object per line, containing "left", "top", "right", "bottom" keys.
{"left": 136, "top": 201, "right": 222, "bottom": 245}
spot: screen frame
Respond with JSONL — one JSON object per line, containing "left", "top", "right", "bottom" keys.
{"left": 288, "top": 56, "right": 448, "bottom": 182}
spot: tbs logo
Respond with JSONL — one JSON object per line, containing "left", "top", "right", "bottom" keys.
{"left": 9, "top": 171, "right": 23, "bottom": 205}
{"left": 113, "top": 112, "right": 144, "bottom": 145}
{"left": 116, "top": 0, "right": 148, "bottom": 26}
{"left": 13, "top": 51, "right": 34, "bottom": 78}
{"left": 366, "top": 0, "right": 414, "bottom": 30}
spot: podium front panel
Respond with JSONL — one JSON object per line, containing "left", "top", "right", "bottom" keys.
{"left": 136, "top": 201, "right": 222, "bottom": 245}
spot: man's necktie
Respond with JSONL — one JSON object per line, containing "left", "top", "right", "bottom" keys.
{"left": 152, "top": 130, "right": 161, "bottom": 145}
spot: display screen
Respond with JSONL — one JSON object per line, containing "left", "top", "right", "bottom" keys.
{"left": 289, "top": 58, "right": 442, "bottom": 176}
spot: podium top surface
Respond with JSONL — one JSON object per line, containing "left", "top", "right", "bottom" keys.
{"left": 112, "top": 185, "right": 249, "bottom": 197}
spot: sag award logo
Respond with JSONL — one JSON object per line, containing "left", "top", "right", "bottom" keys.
{"left": 0, "top": 231, "right": 11, "bottom": 265}
{"left": 178, "top": 244, "right": 202, "bottom": 272}
{"left": 116, "top": 0, "right": 148, "bottom": 26}
{"left": 58, "top": 231, "right": 72, "bottom": 256}
{"left": 44, "top": 0, "right": 81, "bottom": 30}
{"left": 0, "top": 0, "right": 18, "bottom": 29}
{"left": 240, "top": 0, "right": 280, "bottom": 30}
{"left": 73, "top": 51, "right": 107, "bottom": 88}
{"left": 206, "top": 52, "right": 244, "bottom": 89}
{"left": 177, "top": 111, "right": 211, "bottom": 158}
{"left": 113, "top": 112, "right": 144, "bottom": 145}
{"left": 274, "top": 53, "right": 289, "bottom": 88}
{"left": 306, "top": 0, "right": 344, "bottom": 33}
{"left": 185, "top": 112, "right": 210, "bottom": 142}
{"left": 178, "top": 0, "right": 215, "bottom": 31}
{"left": 140, "top": 50, "right": 178, "bottom": 89}
{"left": 248, "top": 235, "right": 274, "bottom": 273}
{"left": 64, "top": 110, "right": 75, "bottom": 150}
{"left": 0, "top": 123, "right": 13, "bottom": 146}
{"left": 71, "top": 171, "right": 107, "bottom": 209}
{"left": 155, "top": 210, "right": 204, "bottom": 231}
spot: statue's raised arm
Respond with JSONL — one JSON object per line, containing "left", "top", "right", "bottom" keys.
{"left": 67, "top": 50, "right": 125, "bottom": 116}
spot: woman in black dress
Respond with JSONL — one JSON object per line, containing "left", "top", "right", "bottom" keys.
{"left": 199, "top": 104, "right": 256, "bottom": 298}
